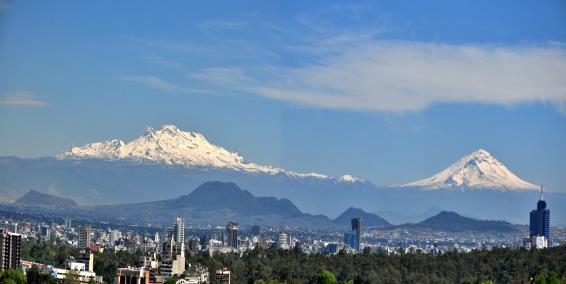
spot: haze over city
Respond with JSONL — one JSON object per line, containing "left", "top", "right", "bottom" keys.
{"left": 0, "top": 1, "right": 565, "bottom": 283}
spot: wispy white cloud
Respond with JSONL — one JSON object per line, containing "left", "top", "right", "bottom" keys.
{"left": 121, "top": 75, "right": 183, "bottom": 93}
{"left": 187, "top": 67, "right": 256, "bottom": 89}
{"left": 121, "top": 75, "right": 214, "bottom": 95}
{"left": 191, "top": 41, "right": 566, "bottom": 112}
{"left": 0, "top": 92, "right": 49, "bottom": 107}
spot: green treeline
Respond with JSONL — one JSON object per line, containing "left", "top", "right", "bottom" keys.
{"left": 191, "top": 246, "right": 566, "bottom": 284}
{"left": 21, "top": 239, "right": 566, "bottom": 284}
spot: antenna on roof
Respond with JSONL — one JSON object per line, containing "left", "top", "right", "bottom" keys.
{"left": 540, "top": 185, "right": 544, "bottom": 201}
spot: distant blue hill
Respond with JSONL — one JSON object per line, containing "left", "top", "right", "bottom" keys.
{"left": 333, "top": 207, "right": 391, "bottom": 228}
{"left": 402, "top": 211, "right": 519, "bottom": 232}
{"left": 0, "top": 156, "right": 564, "bottom": 226}
{"left": 14, "top": 190, "right": 78, "bottom": 208}
{"left": 1, "top": 181, "right": 531, "bottom": 233}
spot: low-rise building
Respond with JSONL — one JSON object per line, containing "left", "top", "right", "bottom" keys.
{"left": 115, "top": 266, "right": 150, "bottom": 284}
{"left": 50, "top": 262, "right": 102, "bottom": 283}
{"left": 215, "top": 268, "right": 231, "bottom": 284}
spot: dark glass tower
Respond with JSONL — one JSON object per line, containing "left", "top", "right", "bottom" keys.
{"left": 530, "top": 186, "right": 550, "bottom": 239}
{"left": 351, "top": 218, "right": 362, "bottom": 251}
{"left": 225, "top": 222, "right": 239, "bottom": 248}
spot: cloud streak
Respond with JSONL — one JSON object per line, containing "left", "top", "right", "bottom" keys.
{"left": 0, "top": 92, "right": 49, "bottom": 107}
{"left": 121, "top": 75, "right": 215, "bottom": 95}
{"left": 121, "top": 75, "right": 184, "bottom": 93}
{"left": 193, "top": 41, "right": 566, "bottom": 112}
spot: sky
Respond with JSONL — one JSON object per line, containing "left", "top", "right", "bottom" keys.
{"left": 0, "top": 0, "right": 565, "bottom": 191}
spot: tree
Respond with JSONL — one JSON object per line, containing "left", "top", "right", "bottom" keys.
{"left": 164, "top": 278, "right": 176, "bottom": 284}
{"left": 312, "top": 270, "right": 337, "bottom": 284}
{"left": 26, "top": 265, "right": 56, "bottom": 284}
{"left": 536, "top": 274, "right": 548, "bottom": 284}
{"left": 0, "top": 269, "right": 25, "bottom": 284}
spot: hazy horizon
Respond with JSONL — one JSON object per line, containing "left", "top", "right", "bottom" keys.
{"left": 1, "top": 0, "right": 565, "bottom": 191}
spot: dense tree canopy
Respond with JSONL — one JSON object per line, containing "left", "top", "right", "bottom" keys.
{"left": 200, "top": 246, "right": 566, "bottom": 283}
{"left": 20, "top": 239, "right": 566, "bottom": 283}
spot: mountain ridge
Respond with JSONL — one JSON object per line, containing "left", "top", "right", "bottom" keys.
{"left": 402, "top": 211, "right": 519, "bottom": 232}
{"left": 4, "top": 186, "right": 529, "bottom": 232}
{"left": 14, "top": 190, "right": 78, "bottom": 207}
{"left": 333, "top": 207, "right": 391, "bottom": 228}
{"left": 57, "top": 124, "right": 365, "bottom": 184}
{"left": 75, "top": 181, "right": 337, "bottom": 227}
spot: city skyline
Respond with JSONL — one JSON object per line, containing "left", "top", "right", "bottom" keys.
{"left": 0, "top": 1, "right": 565, "bottom": 283}
{"left": 0, "top": 0, "right": 565, "bottom": 192}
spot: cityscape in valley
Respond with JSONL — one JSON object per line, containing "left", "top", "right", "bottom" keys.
{"left": 1, "top": 0, "right": 565, "bottom": 283}
{"left": 0, "top": 125, "right": 563, "bottom": 283}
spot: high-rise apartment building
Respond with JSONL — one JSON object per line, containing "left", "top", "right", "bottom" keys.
{"left": 277, "top": 233, "right": 290, "bottom": 250}
{"left": 225, "top": 222, "right": 239, "bottom": 248}
{"left": 0, "top": 230, "right": 21, "bottom": 270}
{"left": 78, "top": 225, "right": 92, "bottom": 248}
{"left": 76, "top": 250, "right": 94, "bottom": 272}
{"left": 172, "top": 218, "right": 185, "bottom": 244}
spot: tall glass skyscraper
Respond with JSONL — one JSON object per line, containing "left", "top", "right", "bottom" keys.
{"left": 225, "top": 222, "right": 239, "bottom": 248}
{"left": 352, "top": 218, "right": 362, "bottom": 251}
{"left": 530, "top": 186, "right": 550, "bottom": 240}
{"left": 344, "top": 217, "right": 362, "bottom": 251}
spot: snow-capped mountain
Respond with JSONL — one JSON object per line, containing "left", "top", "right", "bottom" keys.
{"left": 401, "top": 149, "right": 538, "bottom": 191}
{"left": 58, "top": 124, "right": 360, "bottom": 182}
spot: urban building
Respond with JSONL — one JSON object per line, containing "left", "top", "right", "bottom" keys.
{"left": 159, "top": 255, "right": 185, "bottom": 277}
{"left": 115, "top": 267, "right": 149, "bottom": 284}
{"left": 65, "top": 219, "right": 72, "bottom": 230}
{"left": 163, "top": 238, "right": 181, "bottom": 260}
{"left": 172, "top": 218, "right": 185, "bottom": 244}
{"left": 76, "top": 250, "right": 94, "bottom": 272}
{"left": 325, "top": 243, "right": 339, "bottom": 255}
{"left": 277, "top": 233, "right": 290, "bottom": 250}
{"left": 50, "top": 262, "right": 102, "bottom": 283}
{"left": 344, "top": 232, "right": 358, "bottom": 252}
{"left": 256, "top": 236, "right": 268, "bottom": 250}
{"left": 529, "top": 186, "right": 550, "bottom": 248}
{"left": 40, "top": 225, "right": 51, "bottom": 239}
{"left": 188, "top": 238, "right": 200, "bottom": 253}
{"left": 171, "top": 218, "right": 185, "bottom": 254}
{"left": 138, "top": 255, "right": 158, "bottom": 269}
{"left": 0, "top": 230, "right": 21, "bottom": 270}
{"left": 351, "top": 217, "right": 362, "bottom": 251}
{"left": 251, "top": 225, "right": 260, "bottom": 236}
{"left": 78, "top": 225, "right": 92, "bottom": 248}
{"left": 225, "top": 222, "right": 239, "bottom": 248}
{"left": 185, "top": 263, "right": 209, "bottom": 284}
{"left": 215, "top": 268, "right": 231, "bottom": 284}
{"left": 110, "top": 229, "right": 121, "bottom": 244}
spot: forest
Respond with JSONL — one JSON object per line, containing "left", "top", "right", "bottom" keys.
{"left": 19, "top": 239, "right": 566, "bottom": 284}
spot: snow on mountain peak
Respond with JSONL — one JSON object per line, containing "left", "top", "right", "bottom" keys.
{"left": 338, "top": 174, "right": 364, "bottom": 183}
{"left": 57, "top": 124, "right": 362, "bottom": 183}
{"left": 401, "top": 149, "right": 538, "bottom": 191}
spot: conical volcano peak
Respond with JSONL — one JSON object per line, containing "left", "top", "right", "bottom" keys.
{"left": 402, "top": 149, "right": 538, "bottom": 191}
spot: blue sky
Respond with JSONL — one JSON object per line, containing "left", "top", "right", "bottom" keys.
{"left": 0, "top": 0, "right": 565, "bottom": 191}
